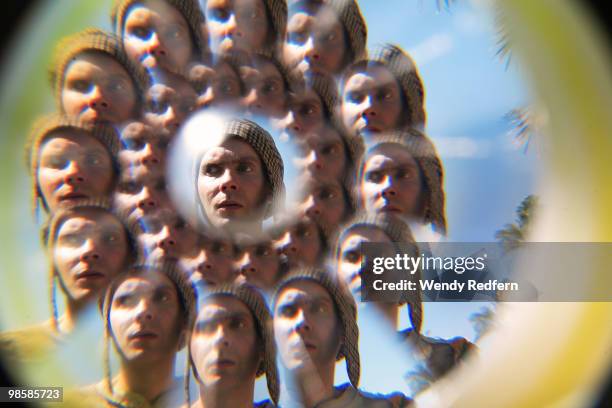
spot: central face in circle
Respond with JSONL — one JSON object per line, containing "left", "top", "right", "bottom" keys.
{"left": 197, "top": 137, "right": 267, "bottom": 228}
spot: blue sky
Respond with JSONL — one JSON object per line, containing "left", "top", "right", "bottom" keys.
{"left": 0, "top": 0, "right": 537, "bottom": 401}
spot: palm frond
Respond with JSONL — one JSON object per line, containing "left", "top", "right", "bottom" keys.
{"left": 505, "top": 108, "right": 534, "bottom": 152}
{"left": 494, "top": 6, "right": 512, "bottom": 68}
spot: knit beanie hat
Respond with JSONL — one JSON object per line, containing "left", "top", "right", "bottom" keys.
{"left": 189, "top": 282, "right": 280, "bottom": 404}
{"left": 333, "top": 212, "right": 423, "bottom": 333}
{"left": 262, "top": 0, "right": 288, "bottom": 52}
{"left": 101, "top": 260, "right": 196, "bottom": 394}
{"left": 325, "top": 0, "right": 367, "bottom": 63}
{"left": 344, "top": 44, "right": 426, "bottom": 130}
{"left": 111, "top": 0, "right": 209, "bottom": 57}
{"left": 223, "top": 118, "right": 286, "bottom": 212}
{"left": 42, "top": 199, "right": 136, "bottom": 333}
{"left": 49, "top": 29, "right": 149, "bottom": 111}
{"left": 25, "top": 113, "right": 120, "bottom": 215}
{"left": 359, "top": 130, "right": 447, "bottom": 235}
{"left": 288, "top": 70, "right": 338, "bottom": 123}
{"left": 272, "top": 267, "right": 360, "bottom": 388}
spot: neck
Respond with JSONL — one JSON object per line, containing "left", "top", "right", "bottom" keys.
{"left": 288, "top": 361, "right": 335, "bottom": 408}
{"left": 115, "top": 356, "right": 176, "bottom": 402}
{"left": 372, "top": 302, "right": 399, "bottom": 330}
{"left": 196, "top": 378, "right": 255, "bottom": 408}
{"left": 58, "top": 298, "right": 90, "bottom": 333}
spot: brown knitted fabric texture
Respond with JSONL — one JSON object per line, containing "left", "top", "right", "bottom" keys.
{"left": 288, "top": 70, "right": 338, "bottom": 122}
{"left": 25, "top": 113, "right": 120, "bottom": 215}
{"left": 192, "top": 282, "right": 280, "bottom": 404}
{"left": 111, "top": 0, "right": 208, "bottom": 57}
{"left": 372, "top": 44, "right": 426, "bottom": 130}
{"left": 361, "top": 129, "right": 447, "bottom": 235}
{"left": 272, "top": 267, "right": 360, "bottom": 388}
{"left": 325, "top": 0, "right": 367, "bottom": 63}
{"left": 224, "top": 118, "right": 285, "bottom": 211}
{"left": 333, "top": 212, "right": 423, "bottom": 333}
{"left": 49, "top": 29, "right": 149, "bottom": 110}
{"left": 262, "top": 0, "right": 288, "bottom": 52}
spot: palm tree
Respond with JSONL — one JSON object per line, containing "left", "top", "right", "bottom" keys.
{"left": 495, "top": 195, "right": 538, "bottom": 252}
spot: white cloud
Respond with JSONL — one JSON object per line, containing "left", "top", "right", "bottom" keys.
{"left": 408, "top": 33, "right": 454, "bottom": 66}
{"left": 434, "top": 136, "right": 490, "bottom": 158}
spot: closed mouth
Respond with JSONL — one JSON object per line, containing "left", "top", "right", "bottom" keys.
{"left": 59, "top": 192, "right": 88, "bottom": 202}
{"left": 128, "top": 331, "right": 158, "bottom": 341}
{"left": 380, "top": 205, "right": 402, "bottom": 213}
{"left": 216, "top": 201, "right": 243, "bottom": 210}
{"left": 75, "top": 270, "right": 105, "bottom": 281}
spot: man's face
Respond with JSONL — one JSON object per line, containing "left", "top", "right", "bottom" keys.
{"left": 341, "top": 65, "right": 403, "bottom": 136}
{"left": 273, "top": 218, "right": 322, "bottom": 269}
{"left": 137, "top": 209, "right": 200, "bottom": 261}
{"left": 62, "top": 52, "right": 138, "bottom": 125}
{"left": 337, "top": 226, "right": 392, "bottom": 298}
{"left": 190, "top": 295, "right": 261, "bottom": 388}
{"left": 113, "top": 172, "right": 171, "bottom": 221}
{"left": 273, "top": 280, "right": 341, "bottom": 371}
{"left": 38, "top": 130, "right": 114, "bottom": 212}
{"left": 206, "top": 0, "right": 270, "bottom": 54}
{"left": 283, "top": 5, "right": 347, "bottom": 75}
{"left": 178, "top": 239, "right": 238, "bottom": 286}
{"left": 192, "top": 61, "right": 242, "bottom": 110}
{"left": 144, "top": 75, "right": 197, "bottom": 134}
{"left": 110, "top": 270, "right": 184, "bottom": 363}
{"left": 297, "top": 178, "right": 348, "bottom": 229}
{"left": 294, "top": 126, "right": 347, "bottom": 181}
{"left": 118, "top": 122, "right": 169, "bottom": 181}
{"left": 273, "top": 89, "right": 325, "bottom": 139}
{"left": 54, "top": 209, "right": 128, "bottom": 303}
{"left": 360, "top": 144, "right": 423, "bottom": 217}
{"left": 239, "top": 59, "right": 287, "bottom": 118}
{"left": 123, "top": 0, "right": 194, "bottom": 74}
{"left": 197, "top": 138, "right": 266, "bottom": 228}
{"left": 236, "top": 241, "right": 280, "bottom": 290}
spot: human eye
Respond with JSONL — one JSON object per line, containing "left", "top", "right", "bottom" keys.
{"left": 209, "top": 7, "right": 230, "bottom": 22}
{"left": 318, "top": 187, "right": 336, "bottom": 200}
{"left": 148, "top": 100, "right": 169, "bottom": 115}
{"left": 211, "top": 242, "right": 226, "bottom": 254}
{"left": 154, "top": 289, "right": 171, "bottom": 303}
{"left": 278, "top": 304, "right": 296, "bottom": 317}
{"left": 262, "top": 81, "right": 277, "bottom": 95}
{"left": 204, "top": 163, "right": 223, "bottom": 176}
{"left": 114, "top": 293, "right": 135, "bottom": 307}
{"left": 118, "top": 181, "right": 140, "bottom": 194}
{"left": 346, "top": 91, "right": 364, "bottom": 104}
{"left": 155, "top": 179, "right": 167, "bottom": 191}
{"left": 43, "top": 154, "right": 68, "bottom": 169}
{"left": 255, "top": 245, "right": 270, "bottom": 257}
{"left": 366, "top": 170, "right": 383, "bottom": 183}
{"left": 320, "top": 143, "right": 338, "bottom": 156}
{"left": 86, "top": 153, "right": 104, "bottom": 167}
{"left": 236, "top": 161, "right": 253, "bottom": 173}
{"left": 218, "top": 80, "right": 235, "bottom": 95}
{"left": 196, "top": 320, "right": 214, "bottom": 334}
{"left": 165, "top": 25, "right": 185, "bottom": 41}
{"left": 296, "top": 224, "right": 311, "bottom": 238}
{"left": 287, "top": 31, "right": 307, "bottom": 45}
{"left": 60, "top": 232, "right": 84, "bottom": 247}
{"left": 344, "top": 250, "right": 360, "bottom": 263}
{"left": 70, "top": 79, "right": 92, "bottom": 93}
{"left": 107, "top": 79, "right": 127, "bottom": 93}
{"left": 230, "top": 317, "right": 247, "bottom": 330}
{"left": 104, "top": 231, "right": 120, "bottom": 244}
{"left": 174, "top": 218, "right": 187, "bottom": 230}
{"left": 130, "top": 26, "right": 151, "bottom": 40}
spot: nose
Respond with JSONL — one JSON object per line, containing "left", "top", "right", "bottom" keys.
{"left": 361, "top": 96, "right": 377, "bottom": 119}
{"left": 88, "top": 86, "right": 109, "bottom": 110}
{"left": 242, "top": 88, "right": 261, "bottom": 111}
{"left": 213, "top": 325, "right": 230, "bottom": 347}
{"left": 135, "top": 298, "right": 154, "bottom": 322}
{"left": 303, "top": 37, "right": 320, "bottom": 62}
{"left": 294, "top": 309, "right": 310, "bottom": 332}
{"left": 137, "top": 187, "right": 157, "bottom": 210}
{"left": 147, "top": 32, "right": 167, "bottom": 57}
{"left": 222, "top": 14, "right": 239, "bottom": 38}
{"left": 239, "top": 253, "right": 256, "bottom": 275}
{"left": 162, "top": 106, "right": 181, "bottom": 131}
{"left": 157, "top": 226, "right": 175, "bottom": 250}
{"left": 303, "top": 194, "right": 321, "bottom": 218}
{"left": 219, "top": 169, "right": 238, "bottom": 192}
{"left": 283, "top": 111, "right": 301, "bottom": 134}
{"left": 196, "top": 250, "right": 212, "bottom": 272}
{"left": 79, "top": 239, "right": 100, "bottom": 262}
{"left": 63, "top": 161, "right": 85, "bottom": 184}
{"left": 306, "top": 150, "right": 322, "bottom": 172}
{"left": 140, "top": 143, "right": 160, "bottom": 166}
{"left": 380, "top": 176, "right": 396, "bottom": 198}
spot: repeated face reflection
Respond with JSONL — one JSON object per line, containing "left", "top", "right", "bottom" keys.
{"left": 178, "top": 238, "right": 238, "bottom": 286}
{"left": 122, "top": 0, "right": 194, "bottom": 74}
{"left": 341, "top": 65, "right": 404, "bottom": 136}
{"left": 37, "top": 129, "right": 114, "bottom": 212}
{"left": 191, "top": 60, "right": 243, "bottom": 109}
{"left": 360, "top": 144, "right": 423, "bottom": 217}
{"left": 273, "top": 280, "right": 341, "bottom": 370}
{"left": 273, "top": 218, "right": 322, "bottom": 269}
{"left": 137, "top": 209, "right": 200, "bottom": 261}
{"left": 274, "top": 88, "right": 325, "bottom": 139}
{"left": 144, "top": 74, "right": 197, "bottom": 133}
{"left": 191, "top": 295, "right": 261, "bottom": 387}
{"left": 283, "top": 4, "right": 347, "bottom": 75}
{"left": 114, "top": 173, "right": 170, "bottom": 220}
{"left": 337, "top": 226, "right": 393, "bottom": 297}
{"left": 61, "top": 51, "right": 138, "bottom": 125}
{"left": 205, "top": 0, "right": 270, "bottom": 54}
{"left": 54, "top": 209, "right": 128, "bottom": 303}
{"left": 298, "top": 177, "right": 348, "bottom": 229}
{"left": 119, "top": 122, "right": 169, "bottom": 180}
{"left": 110, "top": 270, "right": 184, "bottom": 363}
{"left": 294, "top": 126, "right": 347, "bottom": 181}
{"left": 236, "top": 241, "right": 281, "bottom": 290}
{"left": 197, "top": 137, "right": 267, "bottom": 229}
{"left": 239, "top": 58, "right": 287, "bottom": 118}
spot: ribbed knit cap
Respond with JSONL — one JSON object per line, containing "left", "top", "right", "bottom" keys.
{"left": 333, "top": 212, "right": 423, "bottom": 333}
{"left": 25, "top": 113, "right": 120, "bottom": 215}
{"left": 49, "top": 29, "right": 149, "bottom": 111}
{"left": 263, "top": 0, "right": 288, "bottom": 52}
{"left": 272, "top": 267, "right": 360, "bottom": 388}
{"left": 111, "top": 0, "right": 209, "bottom": 58}
{"left": 325, "top": 0, "right": 367, "bottom": 63}
{"left": 360, "top": 129, "right": 447, "bottom": 235}
{"left": 288, "top": 70, "right": 338, "bottom": 122}
{"left": 192, "top": 282, "right": 280, "bottom": 404}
